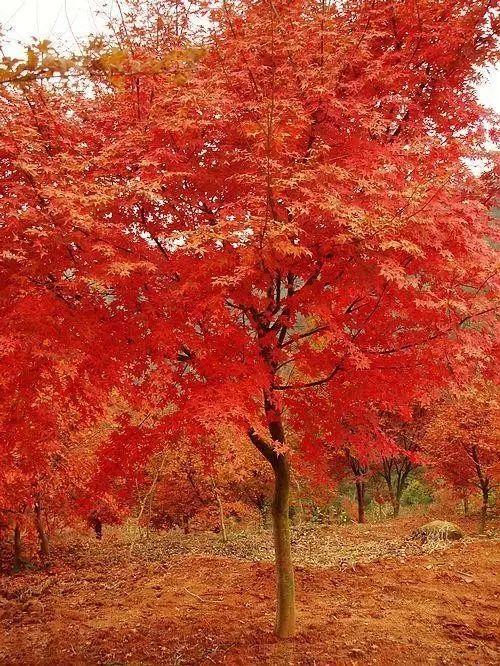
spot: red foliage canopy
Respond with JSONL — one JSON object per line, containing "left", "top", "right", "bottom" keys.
{"left": 0, "top": 0, "right": 498, "bottom": 634}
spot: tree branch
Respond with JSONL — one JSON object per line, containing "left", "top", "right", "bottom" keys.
{"left": 273, "top": 357, "right": 344, "bottom": 391}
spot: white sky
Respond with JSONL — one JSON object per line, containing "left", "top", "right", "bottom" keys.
{"left": 0, "top": 1, "right": 112, "bottom": 49}
{"left": 1, "top": 0, "right": 499, "bottom": 111}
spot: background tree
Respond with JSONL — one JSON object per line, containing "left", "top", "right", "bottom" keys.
{"left": 424, "top": 380, "right": 499, "bottom": 533}
{"left": 376, "top": 409, "right": 427, "bottom": 518}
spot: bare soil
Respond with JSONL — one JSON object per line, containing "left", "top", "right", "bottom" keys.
{"left": 1, "top": 518, "right": 498, "bottom": 665}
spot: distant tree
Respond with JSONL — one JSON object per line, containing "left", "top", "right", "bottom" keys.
{"left": 377, "top": 409, "right": 427, "bottom": 517}
{"left": 424, "top": 381, "right": 499, "bottom": 533}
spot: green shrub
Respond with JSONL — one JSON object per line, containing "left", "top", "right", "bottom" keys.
{"left": 402, "top": 478, "right": 433, "bottom": 507}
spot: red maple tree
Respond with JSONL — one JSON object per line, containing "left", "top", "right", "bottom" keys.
{"left": 424, "top": 379, "right": 499, "bottom": 533}
{"left": 0, "top": 0, "right": 498, "bottom": 637}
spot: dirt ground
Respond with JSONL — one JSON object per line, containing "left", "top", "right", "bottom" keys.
{"left": 0, "top": 518, "right": 498, "bottom": 665}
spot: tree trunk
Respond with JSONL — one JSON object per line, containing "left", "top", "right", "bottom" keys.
{"left": 470, "top": 446, "right": 490, "bottom": 535}
{"left": 13, "top": 522, "right": 23, "bottom": 571}
{"left": 381, "top": 469, "right": 400, "bottom": 518}
{"left": 387, "top": 487, "right": 400, "bottom": 517}
{"left": 255, "top": 495, "right": 269, "bottom": 527}
{"left": 249, "top": 426, "right": 296, "bottom": 638}
{"left": 463, "top": 495, "right": 469, "bottom": 517}
{"left": 479, "top": 488, "right": 488, "bottom": 534}
{"left": 182, "top": 515, "right": 190, "bottom": 534}
{"left": 34, "top": 502, "right": 50, "bottom": 561}
{"left": 94, "top": 519, "right": 103, "bottom": 540}
{"left": 211, "top": 479, "right": 227, "bottom": 542}
{"left": 355, "top": 480, "right": 365, "bottom": 524}
{"left": 271, "top": 454, "right": 296, "bottom": 638}
{"left": 395, "top": 485, "right": 403, "bottom": 518}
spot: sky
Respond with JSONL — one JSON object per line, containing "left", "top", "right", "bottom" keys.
{"left": 0, "top": 1, "right": 113, "bottom": 50}
{"left": 0, "top": 0, "right": 499, "bottom": 111}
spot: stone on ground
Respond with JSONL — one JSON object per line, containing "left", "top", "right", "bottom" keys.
{"left": 412, "top": 520, "right": 465, "bottom": 542}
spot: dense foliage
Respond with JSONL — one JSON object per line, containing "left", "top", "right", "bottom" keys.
{"left": 0, "top": 0, "right": 498, "bottom": 637}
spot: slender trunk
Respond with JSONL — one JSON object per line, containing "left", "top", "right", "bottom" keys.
{"left": 255, "top": 495, "right": 269, "bottom": 527}
{"left": 249, "top": 426, "right": 296, "bottom": 638}
{"left": 272, "top": 454, "right": 296, "bottom": 638}
{"left": 34, "top": 502, "right": 50, "bottom": 561}
{"left": 211, "top": 479, "right": 227, "bottom": 542}
{"left": 387, "top": 486, "right": 400, "bottom": 517}
{"left": 463, "top": 496, "right": 469, "bottom": 517}
{"left": 395, "top": 484, "right": 403, "bottom": 518}
{"left": 182, "top": 515, "right": 190, "bottom": 534}
{"left": 470, "top": 446, "right": 490, "bottom": 535}
{"left": 479, "top": 488, "right": 488, "bottom": 534}
{"left": 13, "top": 522, "right": 23, "bottom": 571}
{"left": 381, "top": 467, "right": 400, "bottom": 518}
{"left": 355, "top": 480, "right": 365, "bottom": 524}
{"left": 94, "top": 519, "right": 103, "bottom": 540}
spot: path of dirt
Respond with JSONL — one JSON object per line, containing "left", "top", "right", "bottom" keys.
{"left": 0, "top": 525, "right": 498, "bottom": 665}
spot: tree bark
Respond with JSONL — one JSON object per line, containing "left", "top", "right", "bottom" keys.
{"left": 355, "top": 480, "right": 365, "bottom": 524}
{"left": 34, "top": 501, "right": 50, "bottom": 561}
{"left": 470, "top": 446, "right": 490, "bottom": 534}
{"left": 479, "top": 488, "right": 488, "bottom": 534}
{"left": 249, "top": 427, "right": 296, "bottom": 638}
{"left": 255, "top": 494, "right": 269, "bottom": 527}
{"left": 396, "top": 484, "right": 403, "bottom": 517}
{"left": 387, "top": 487, "right": 400, "bottom": 517}
{"left": 94, "top": 518, "right": 103, "bottom": 540}
{"left": 13, "top": 522, "right": 24, "bottom": 571}
{"left": 381, "top": 462, "right": 400, "bottom": 518}
{"left": 211, "top": 479, "right": 227, "bottom": 542}
{"left": 182, "top": 515, "right": 190, "bottom": 534}
{"left": 271, "top": 454, "right": 296, "bottom": 638}
{"left": 462, "top": 495, "right": 469, "bottom": 517}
